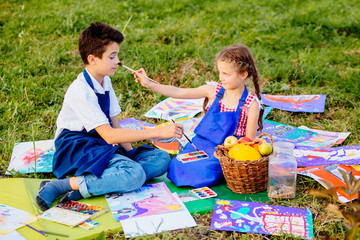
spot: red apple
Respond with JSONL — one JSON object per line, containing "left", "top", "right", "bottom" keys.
{"left": 238, "top": 136, "right": 252, "bottom": 144}
{"left": 251, "top": 137, "right": 264, "bottom": 150}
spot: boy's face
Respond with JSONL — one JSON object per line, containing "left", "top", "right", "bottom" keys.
{"left": 91, "top": 41, "right": 120, "bottom": 78}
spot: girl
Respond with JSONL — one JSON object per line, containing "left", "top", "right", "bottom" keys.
{"left": 134, "top": 44, "right": 264, "bottom": 188}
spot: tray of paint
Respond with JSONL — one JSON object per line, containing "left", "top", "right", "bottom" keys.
{"left": 176, "top": 150, "right": 209, "bottom": 163}
{"left": 191, "top": 187, "right": 217, "bottom": 199}
{"left": 38, "top": 200, "right": 108, "bottom": 227}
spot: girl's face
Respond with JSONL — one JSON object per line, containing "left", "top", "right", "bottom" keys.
{"left": 217, "top": 60, "right": 247, "bottom": 90}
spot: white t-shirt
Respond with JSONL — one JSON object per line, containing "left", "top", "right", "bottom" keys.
{"left": 55, "top": 69, "right": 121, "bottom": 139}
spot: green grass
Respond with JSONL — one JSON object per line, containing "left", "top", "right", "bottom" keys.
{"left": 1, "top": 0, "right": 360, "bottom": 239}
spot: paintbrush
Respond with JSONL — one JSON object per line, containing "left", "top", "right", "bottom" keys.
{"left": 118, "top": 62, "right": 159, "bottom": 84}
{"left": 171, "top": 119, "right": 200, "bottom": 152}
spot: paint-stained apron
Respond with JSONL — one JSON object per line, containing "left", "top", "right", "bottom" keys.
{"left": 167, "top": 86, "right": 248, "bottom": 187}
{"left": 53, "top": 69, "right": 150, "bottom": 179}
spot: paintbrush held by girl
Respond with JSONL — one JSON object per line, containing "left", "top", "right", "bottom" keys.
{"left": 133, "top": 44, "right": 264, "bottom": 188}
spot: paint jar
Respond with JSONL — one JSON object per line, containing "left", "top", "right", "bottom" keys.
{"left": 267, "top": 141, "right": 297, "bottom": 199}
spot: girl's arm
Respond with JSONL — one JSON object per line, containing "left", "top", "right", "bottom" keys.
{"left": 133, "top": 68, "right": 214, "bottom": 99}
{"left": 111, "top": 115, "right": 133, "bottom": 150}
{"left": 244, "top": 100, "right": 260, "bottom": 140}
{"left": 95, "top": 122, "right": 183, "bottom": 145}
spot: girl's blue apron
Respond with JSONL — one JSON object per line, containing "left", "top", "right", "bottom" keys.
{"left": 167, "top": 86, "right": 248, "bottom": 188}
{"left": 53, "top": 69, "right": 150, "bottom": 179}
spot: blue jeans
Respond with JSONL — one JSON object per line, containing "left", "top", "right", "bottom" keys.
{"left": 76, "top": 148, "right": 170, "bottom": 198}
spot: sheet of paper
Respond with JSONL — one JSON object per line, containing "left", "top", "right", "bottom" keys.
{"left": 0, "top": 204, "right": 37, "bottom": 235}
{"left": 7, "top": 140, "right": 55, "bottom": 174}
{"left": 261, "top": 94, "right": 326, "bottom": 113}
{"left": 144, "top": 97, "right": 204, "bottom": 121}
{"left": 211, "top": 199, "right": 313, "bottom": 239}
{"left": 105, "top": 182, "right": 182, "bottom": 221}
{"left": 297, "top": 126, "right": 351, "bottom": 148}
{"left": 121, "top": 194, "right": 197, "bottom": 238}
{"left": 0, "top": 230, "right": 26, "bottom": 240}
{"left": 294, "top": 145, "right": 360, "bottom": 167}
{"left": 297, "top": 164, "right": 360, "bottom": 203}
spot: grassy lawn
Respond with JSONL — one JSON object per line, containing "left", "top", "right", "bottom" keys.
{"left": 1, "top": 0, "right": 360, "bottom": 239}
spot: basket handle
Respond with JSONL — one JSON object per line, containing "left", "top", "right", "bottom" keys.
{"left": 257, "top": 133, "right": 274, "bottom": 147}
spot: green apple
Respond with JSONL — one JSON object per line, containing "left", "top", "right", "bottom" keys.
{"left": 258, "top": 142, "right": 272, "bottom": 156}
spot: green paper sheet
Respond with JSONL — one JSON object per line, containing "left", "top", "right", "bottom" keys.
{"left": 0, "top": 176, "right": 269, "bottom": 239}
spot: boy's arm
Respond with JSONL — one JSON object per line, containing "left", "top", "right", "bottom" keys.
{"left": 111, "top": 116, "right": 133, "bottom": 150}
{"left": 133, "top": 68, "right": 214, "bottom": 99}
{"left": 244, "top": 100, "right": 260, "bottom": 140}
{"left": 95, "top": 122, "right": 183, "bottom": 145}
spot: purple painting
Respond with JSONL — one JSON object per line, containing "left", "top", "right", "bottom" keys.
{"left": 261, "top": 94, "right": 326, "bottom": 113}
{"left": 211, "top": 200, "right": 313, "bottom": 239}
{"left": 294, "top": 145, "right": 360, "bottom": 167}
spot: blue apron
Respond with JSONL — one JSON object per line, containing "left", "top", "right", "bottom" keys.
{"left": 53, "top": 69, "right": 141, "bottom": 179}
{"left": 167, "top": 86, "right": 248, "bottom": 187}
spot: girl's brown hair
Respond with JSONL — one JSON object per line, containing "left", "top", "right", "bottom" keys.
{"left": 203, "top": 44, "right": 264, "bottom": 130}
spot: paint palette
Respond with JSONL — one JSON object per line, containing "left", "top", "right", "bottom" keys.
{"left": 176, "top": 150, "right": 209, "bottom": 163}
{"left": 191, "top": 187, "right": 217, "bottom": 199}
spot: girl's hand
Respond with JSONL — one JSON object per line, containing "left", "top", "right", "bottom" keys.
{"left": 133, "top": 68, "right": 152, "bottom": 88}
{"left": 157, "top": 123, "right": 183, "bottom": 139}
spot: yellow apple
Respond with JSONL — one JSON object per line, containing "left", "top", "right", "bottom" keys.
{"left": 258, "top": 142, "right": 273, "bottom": 156}
{"left": 223, "top": 136, "right": 238, "bottom": 148}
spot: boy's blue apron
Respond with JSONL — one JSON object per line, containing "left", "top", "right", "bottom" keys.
{"left": 167, "top": 86, "right": 248, "bottom": 188}
{"left": 53, "top": 69, "right": 150, "bottom": 179}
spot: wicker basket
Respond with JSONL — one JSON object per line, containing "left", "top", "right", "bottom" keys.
{"left": 216, "top": 133, "right": 274, "bottom": 194}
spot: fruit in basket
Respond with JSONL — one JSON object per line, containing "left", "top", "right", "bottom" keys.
{"left": 251, "top": 137, "right": 263, "bottom": 150}
{"left": 258, "top": 142, "right": 273, "bottom": 156}
{"left": 238, "top": 136, "right": 252, "bottom": 144}
{"left": 228, "top": 144, "right": 262, "bottom": 161}
{"left": 223, "top": 136, "right": 238, "bottom": 147}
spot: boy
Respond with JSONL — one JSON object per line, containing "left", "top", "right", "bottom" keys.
{"left": 36, "top": 22, "right": 183, "bottom": 211}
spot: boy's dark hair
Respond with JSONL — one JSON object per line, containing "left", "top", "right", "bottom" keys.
{"left": 79, "top": 22, "right": 124, "bottom": 64}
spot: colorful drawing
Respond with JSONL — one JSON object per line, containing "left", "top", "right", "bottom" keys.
{"left": 263, "top": 106, "right": 273, "bottom": 119}
{"left": 298, "top": 165, "right": 360, "bottom": 203}
{"left": 7, "top": 140, "right": 55, "bottom": 174}
{"left": 144, "top": 98, "right": 204, "bottom": 120}
{"left": 261, "top": 94, "right": 326, "bottom": 113}
{"left": 0, "top": 204, "right": 37, "bottom": 235}
{"left": 105, "top": 182, "right": 182, "bottom": 221}
{"left": 294, "top": 145, "right": 360, "bottom": 167}
{"left": 258, "top": 120, "right": 316, "bottom": 143}
{"left": 297, "top": 126, "right": 351, "bottom": 148}
{"left": 118, "top": 117, "right": 155, "bottom": 130}
{"left": 211, "top": 200, "right": 313, "bottom": 239}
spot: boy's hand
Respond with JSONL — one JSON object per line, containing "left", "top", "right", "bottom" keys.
{"left": 133, "top": 68, "right": 152, "bottom": 88}
{"left": 157, "top": 123, "right": 183, "bottom": 139}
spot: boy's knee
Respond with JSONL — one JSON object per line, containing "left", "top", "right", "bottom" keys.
{"left": 155, "top": 149, "right": 171, "bottom": 166}
{"left": 112, "top": 161, "right": 146, "bottom": 192}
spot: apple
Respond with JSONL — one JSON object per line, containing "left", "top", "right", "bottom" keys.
{"left": 258, "top": 142, "right": 273, "bottom": 156}
{"left": 238, "top": 136, "right": 252, "bottom": 144}
{"left": 251, "top": 137, "right": 264, "bottom": 150}
{"left": 223, "top": 136, "right": 238, "bottom": 148}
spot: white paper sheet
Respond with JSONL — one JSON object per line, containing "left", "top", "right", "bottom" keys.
{"left": 121, "top": 194, "right": 197, "bottom": 238}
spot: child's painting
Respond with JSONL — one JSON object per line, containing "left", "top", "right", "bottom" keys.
{"left": 0, "top": 204, "right": 37, "bottom": 235}
{"left": 297, "top": 164, "right": 360, "bottom": 203}
{"left": 105, "top": 182, "right": 183, "bottom": 221}
{"left": 144, "top": 97, "right": 204, "bottom": 121}
{"left": 118, "top": 117, "right": 155, "bottom": 130}
{"left": 296, "top": 126, "right": 350, "bottom": 148}
{"left": 177, "top": 117, "right": 202, "bottom": 148}
{"left": 259, "top": 120, "right": 316, "bottom": 143}
{"left": 261, "top": 94, "right": 326, "bottom": 113}
{"left": 263, "top": 106, "right": 273, "bottom": 119}
{"left": 7, "top": 140, "right": 55, "bottom": 174}
{"left": 211, "top": 200, "right": 313, "bottom": 239}
{"left": 294, "top": 145, "right": 360, "bottom": 167}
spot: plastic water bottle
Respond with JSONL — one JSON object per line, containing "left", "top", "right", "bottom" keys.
{"left": 268, "top": 141, "right": 297, "bottom": 199}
